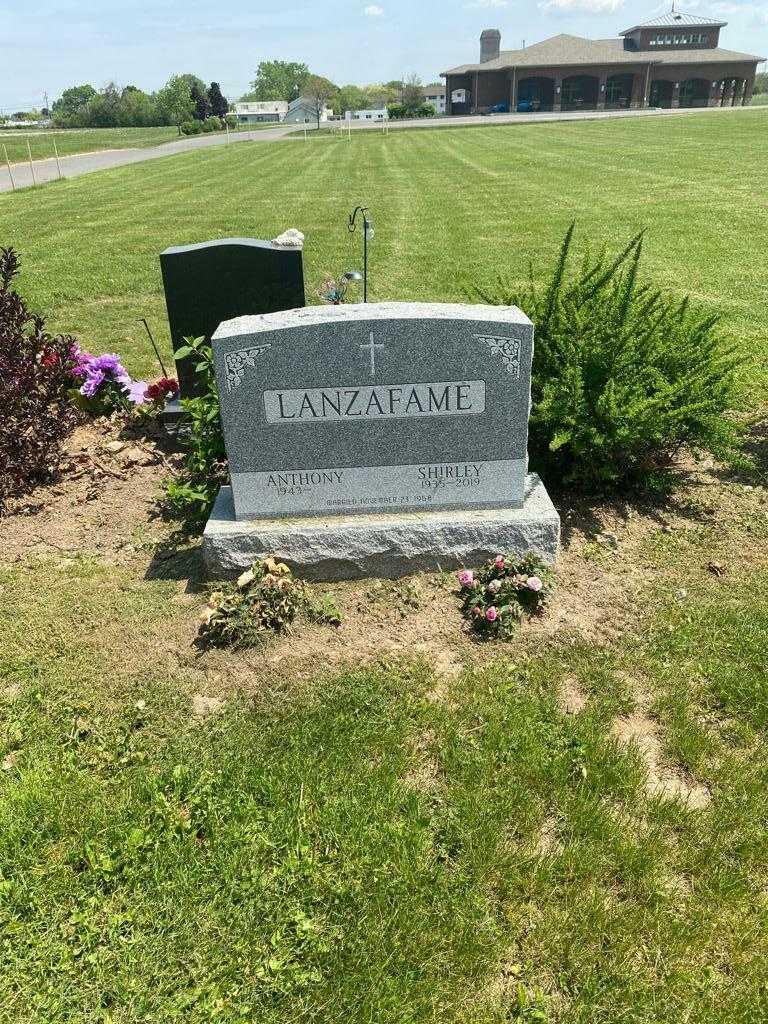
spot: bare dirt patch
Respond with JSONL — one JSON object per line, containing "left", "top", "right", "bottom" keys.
{"left": 5, "top": 432, "right": 768, "bottom": 699}
{"left": 3, "top": 419, "right": 180, "bottom": 565}
{"left": 191, "top": 693, "right": 224, "bottom": 719}
{"left": 558, "top": 676, "right": 587, "bottom": 715}
{"left": 535, "top": 815, "right": 564, "bottom": 857}
{"left": 403, "top": 729, "right": 440, "bottom": 792}
{"left": 611, "top": 706, "right": 711, "bottom": 809}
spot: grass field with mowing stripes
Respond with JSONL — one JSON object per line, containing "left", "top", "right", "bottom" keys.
{"left": 2, "top": 109, "right": 766, "bottom": 403}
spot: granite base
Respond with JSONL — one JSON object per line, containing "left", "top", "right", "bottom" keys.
{"left": 202, "top": 475, "right": 560, "bottom": 581}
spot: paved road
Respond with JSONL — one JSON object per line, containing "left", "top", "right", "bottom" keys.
{"left": 364, "top": 101, "right": 760, "bottom": 133}
{"left": 1, "top": 104, "right": 760, "bottom": 194}
{"left": 0, "top": 125, "right": 296, "bottom": 192}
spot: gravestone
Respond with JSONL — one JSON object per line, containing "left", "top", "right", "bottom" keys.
{"left": 202, "top": 302, "right": 560, "bottom": 580}
{"left": 160, "top": 238, "right": 305, "bottom": 399}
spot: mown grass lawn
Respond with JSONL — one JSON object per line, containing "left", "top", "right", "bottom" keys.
{"left": 0, "top": 127, "right": 179, "bottom": 166}
{"left": 2, "top": 533, "right": 768, "bottom": 1023}
{"left": 2, "top": 111, "right": 768, "bottom": 1022}
{"left": 2, "top": 109, "right": 767, "bottom": 400}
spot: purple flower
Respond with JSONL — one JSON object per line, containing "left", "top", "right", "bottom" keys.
{"left": 485, "top": 606, "right": 498, "bottom": 622}
{"left": 80, "top": 370, "right": 105, "bottom": 397}
{"left": 91, "top": 353, "right": 132, "bottom": 386}
{"left": 526, "top": 576, "right": 543, "bottom": 592}
{"left": 458, "top": 570, "right": 474, "bottom": 587}
{"left": 70, "top": 344, "right": 94, "bottom": 378}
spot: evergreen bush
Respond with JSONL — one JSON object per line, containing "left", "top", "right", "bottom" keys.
{"left": 472, "top": 226, "right": 742, "bottom": 491}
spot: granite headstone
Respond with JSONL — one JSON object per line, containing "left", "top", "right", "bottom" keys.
{"left": 212, "top": 302, "right": 534, "bottom": 521}
{"left": 203, "top": 302, "right": 560, "bottom": 579}
{"left": 160, "top": 237, "right": 305, "bottom": 399}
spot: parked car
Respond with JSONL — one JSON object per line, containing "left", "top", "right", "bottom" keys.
{"left": 516, "top": 99, "right": 534, "bottom": 113}
{"left": 488, "top": 103, "right": 510, "bottom": 114}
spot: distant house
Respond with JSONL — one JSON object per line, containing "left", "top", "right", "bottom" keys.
{"left": 1, "top": 118, "right": 51, "bottom": 128}
{"left": 443, "top": 9, "right": 764, "bottom": 114}
{"left": 347, "top": 108, "right": 389, "bottom": 121}
{"left": 422, "top": 86, "right": 446, "bottom": 114}
{"left": 282, "top": 97, "right": 332, "bottom": 123}
{"left": 233, "top": 101, "right": 288, "bottom": 124}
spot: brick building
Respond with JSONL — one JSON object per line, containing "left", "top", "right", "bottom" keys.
{"left": 443, "top": 10, "right": 764, "bottom": 114}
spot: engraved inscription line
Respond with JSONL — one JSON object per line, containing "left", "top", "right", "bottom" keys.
{"left": 263, "top": 380, "right": 485, "bottom": 424}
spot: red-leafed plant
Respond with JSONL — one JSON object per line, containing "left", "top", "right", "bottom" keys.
{"left": 0, "top": 247, "right": 80, "bottom": 513}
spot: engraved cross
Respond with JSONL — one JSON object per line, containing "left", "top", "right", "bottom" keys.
{"left": 360, "top": 331, "right": 384, "bottom": 378}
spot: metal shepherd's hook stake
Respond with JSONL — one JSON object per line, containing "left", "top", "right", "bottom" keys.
{"left": 140, "top": 318, "right": 169, "bottom": 378}
{"left": 348, "top": 206, "right": 373, "bottom": 303}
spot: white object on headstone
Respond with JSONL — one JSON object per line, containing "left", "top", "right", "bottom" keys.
{"left": 271, "top": 228, "right": 305, "bottom": 249}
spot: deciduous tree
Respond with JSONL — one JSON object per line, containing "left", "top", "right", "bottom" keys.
{"left": 249, "top": 60, "right": 310, "bottom": 101}
{"left": 51, "top": 84, "right": 97, "bottom": 126}
{"left": 156, "top": 75, "right": 196, "bottom": 129}
{"left": 304, "top": 74, "right": 338, "bottom": 129}
{"left": 401, "top": 73, "right": 424, "bottom": 114}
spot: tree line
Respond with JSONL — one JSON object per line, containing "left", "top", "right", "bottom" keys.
{"left": 51, "top": 76, "right": 230, "bottom": 129}
{"left": 244, "top": 61, "right": 440, "bottom": 118}
{"left": 47, "top": 60, "right": 442, "bottom": 131}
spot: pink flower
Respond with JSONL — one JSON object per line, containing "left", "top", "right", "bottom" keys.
{"left": 494, "top": 555, "right": 505, "bottom": 569}
{"left": 458, "top": 570, "right": 474, "bottom": 587}
{"left": 485, "top": 606, "right": 498, "bottom": 622}
{"left": 526, "top": 576, "right": 543, "bottom": 592}
{"left": 471, "top": 605, "right": 482, "bottom": 617}
{"left": 127, "top": 380, "right": 149, "bottom": 405}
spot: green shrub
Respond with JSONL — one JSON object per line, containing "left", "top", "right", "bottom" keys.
{"left": 472, "top": 225, "right": 741, "bottom": 491}
{"left": 201, "top": 116, "right": 222, "bottom": 133}
{"left": 164, "top": 336, "right": 226, "bottom": 528}
{"left": 386, "top": 103, "right": 435, "bottom": 120}
{"left": 224, "top": 113, "right": 238, "bottom": 128}
{"left": 180, "top": 120, "right": 202, "bottom": 136}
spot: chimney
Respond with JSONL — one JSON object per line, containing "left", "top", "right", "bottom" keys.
{"left": 480, "top": 28, "right": 501, "bottom": 64}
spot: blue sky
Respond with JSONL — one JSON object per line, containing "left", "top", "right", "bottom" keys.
{"left": 1, "top": 0, "right": 766, "bottom": 111}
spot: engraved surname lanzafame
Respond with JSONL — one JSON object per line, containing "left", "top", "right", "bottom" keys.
{"left": 263, "top": 380, "right": 485, "bottom": 424}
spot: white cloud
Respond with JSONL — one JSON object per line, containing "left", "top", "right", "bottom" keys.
{"left": 540, "top": 0, "right": 624, "bottom": 12}
{"left": 710, "top": 1, "right": 768, "bottom": 22}
{"left": 363, "top": 4, "right": 384, "bottom": 15}
{"left": 464, "top": 0, "right": 509, "bottom": 8}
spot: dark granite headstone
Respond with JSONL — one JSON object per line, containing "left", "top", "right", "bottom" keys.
{"left": 160, "top": 238, "right": 305, "bottom": 398}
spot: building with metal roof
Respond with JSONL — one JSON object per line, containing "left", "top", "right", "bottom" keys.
{"left": 442, "top": 9, "right": 764, "bottom": 115}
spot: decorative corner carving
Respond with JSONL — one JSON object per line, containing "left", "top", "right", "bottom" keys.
{"left": 225, "top": 345, "right": 272, "bottom": 391}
